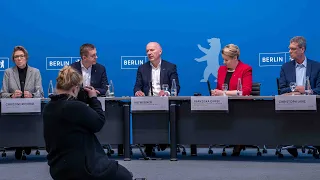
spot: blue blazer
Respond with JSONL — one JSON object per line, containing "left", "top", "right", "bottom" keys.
{"left": 70, "top": 61, "right": 108, "bottom": 95}
{"left": 279, "top": 59, "right": 320, "bottom": 95}
{"left": 134, "top": 60, "right": 180, "bottom": 95}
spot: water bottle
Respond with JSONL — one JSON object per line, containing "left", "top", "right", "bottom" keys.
{"left": 108, "top": 80, "right": 114, "bottom": 97}
{"left": 237, "top": 78, "right": 242, "bottom": 96}
{"left": 305, "top": 76, "right": 312, "bottom": 95}
{"left": 48, "top": 80, "right": 54, "bottom": 97}
{"left": 171, "top": 79, "right": 177, "bottom": 96}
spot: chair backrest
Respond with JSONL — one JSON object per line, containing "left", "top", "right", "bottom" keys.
{"left": 276, "top": 78, "right": 280, "bottom": 95}
{"left": 250, "top": 83, "right": 261, "bottom": 96}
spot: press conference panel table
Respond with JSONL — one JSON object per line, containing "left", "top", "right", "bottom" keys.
{"left": 174, "top": 96, "right": 320, "bottom": 146}
{"left": 0, "top": 96, "right": 320, "bottom": 161}
{"left": 131, "top": 95, "right": 320, "bottom": 160}
{"left": 0, "top": 98, "right": 131, "bottom": 160}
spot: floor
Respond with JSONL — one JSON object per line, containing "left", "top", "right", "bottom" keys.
{"left": 0, "top": 147, "right": 319, "bottom": 180}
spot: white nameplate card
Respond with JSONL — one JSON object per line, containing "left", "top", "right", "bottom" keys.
{"left": 97, "top": 97, "right": 106, "bottom": 111}
{"left": 275, "top": 95, "right": 317, "bottom": 111}
{"left": 1, "top": 98, "right": 41, "bottom": 113}
{"left": 131, "top": 96, "right": 169, "bottom": 111}
{"left": 191, "top": 96, "right": 229, "bottom": 111}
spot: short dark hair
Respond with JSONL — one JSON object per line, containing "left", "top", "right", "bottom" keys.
{"left": 80, "top": 43, "right": 95, "bottom": 58}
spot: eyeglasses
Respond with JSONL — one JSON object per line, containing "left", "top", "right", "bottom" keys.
{"left": 86, "top": 54, "right": 97, "bottom": 58}
{"left": 13, "top": 54, "right": 25, "bottom": 59}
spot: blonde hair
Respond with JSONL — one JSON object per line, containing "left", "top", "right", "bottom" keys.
{"left": 221, "top": 44, "right": 240, "bottom": 59}
{"left": 56, "top": 66, "right": 83, "bottom": 91}
{"left": 12, "top": 46, "right": 29, "bottom": 60}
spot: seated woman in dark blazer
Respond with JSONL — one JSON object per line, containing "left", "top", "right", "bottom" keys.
{"left": 211, "top": 44, "right": 253, "bottom": 155}
{"left": 42, "top": 66, "right": 132, "bottom": 180}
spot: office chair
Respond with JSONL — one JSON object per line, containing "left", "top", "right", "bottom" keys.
{"left": 276, "top": 78, "right": 281, "bottom": 95}
{"left": 208, "top": 83, "right": 267, "bottom": 156}
{"left": 103, "top": 144, "right": 115, "bottom": 156}
{"left": 176, "top": 145, "right": 187, "bottom": 155}
{"left": 275, "top": 78, "right": 319, "bottom": 158}
{"left": 175, "top": 93, "right": 202, "bottom": 156}
{"left": 217, "top": 83, "right": 268, "bottom": 156}
{"left": 239, "top": 83, "right": 267, "bottom": 154}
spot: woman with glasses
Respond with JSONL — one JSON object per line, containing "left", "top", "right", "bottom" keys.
{"left": 1, "top": 45, "right": 44, "bottom": 98}
{"left": 0, "top": 45, "right": 44, "bottom": 160}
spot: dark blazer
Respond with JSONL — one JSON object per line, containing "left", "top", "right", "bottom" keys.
{"left": 70, "top": 61, "right": 108, "bottom": 95}
{"left": 43, "top": 94, "right": 123, "bottom": 180}
{"left": 133, "top": 60, "right": 180, "bottom": 95}
{"left": 216, "top": 61, "right": 253, "bottom": 96}
{"left": 279, "top": 59, "right": 320, "bottom": 95}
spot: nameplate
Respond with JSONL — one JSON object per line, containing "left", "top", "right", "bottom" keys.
{"left": 191, "top": 96, "right": 229, "bottom": 111}
{"left": 1, "top": 98, "right": 41, "bottom": 114}
{"left": 275, "top": 95, "right": 317, "bottom": 111}
{"left": 131, "top": 96, "right": 169, "bottom": 111}
{"left": 97, "top": 97, "right": 106, "bottom": 111}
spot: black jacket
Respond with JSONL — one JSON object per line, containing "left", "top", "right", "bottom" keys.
{"left": 43, "top": 94, "right": 118, "bottom": 180}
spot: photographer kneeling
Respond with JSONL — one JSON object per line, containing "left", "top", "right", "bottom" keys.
{"left": 43, "top": 66, "right": 133, "bottom": 180}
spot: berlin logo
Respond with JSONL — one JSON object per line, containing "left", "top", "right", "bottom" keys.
{"left": 195, "top": 37, "right": 221, "bottom": 82}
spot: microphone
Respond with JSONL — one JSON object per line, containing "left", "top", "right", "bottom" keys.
{"left": 21, "top": 81, "right": 25, "bottom": 98}
{"left": 207, "top": 80, "right": 212, "bottom": 96}
{"left": 149, "top": 81, "right": 153, "bottom": 96}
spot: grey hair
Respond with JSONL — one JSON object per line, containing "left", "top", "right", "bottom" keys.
{"left": 290, "top": 36, "right": 307, "bottom": 50}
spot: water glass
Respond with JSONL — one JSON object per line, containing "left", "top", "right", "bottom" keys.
{"left": 162, "top": 84, "right": 170, "bottom": 96}
{"left": 222, "top": 83, "right": 228, "bottom": 96}
{"left": 34, "top": 86, "right": 41, "bottom": 98}
{"left": 105, "top": 85, "right": 111, "bottom": 97}
{"left": 289, "top": 82, "right": 297, "bottom": 95}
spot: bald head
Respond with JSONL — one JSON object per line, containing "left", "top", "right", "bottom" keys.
{"left": 147, "top": 42, "right": 162, "bottom": 50}
{"left": 146, "top": 42, "right": 162, "bottom": 66}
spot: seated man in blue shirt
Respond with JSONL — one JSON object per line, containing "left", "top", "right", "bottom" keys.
{"left": 279, "top": 36, "right": 320, "bottom": 95}
{"left": 279, "top": 36, "right": 320, "bottom": 157}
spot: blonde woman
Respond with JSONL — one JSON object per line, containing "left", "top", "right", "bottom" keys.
{"left": 43, "top": 66, "right": 132, "bottom": 180}
{"left": 211, "top": 44, "right": 253, "bottom": 156}
{"left": 211, "top": 44, "right": 252, "bottom": 96}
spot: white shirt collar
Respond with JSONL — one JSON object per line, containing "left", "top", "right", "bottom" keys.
{"left": 80, "top": 60, "right": 92, "bottom": 70}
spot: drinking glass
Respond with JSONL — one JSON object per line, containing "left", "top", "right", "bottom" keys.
{"left": 222, "top": 83, "right": 228, "bottom": 96}
{"left": 162, "top": 84, "right": 170, "bottom": 96}
{"left": 34, "top": 86, "right": 41, "bottom": 98}
{"left": 105, "top": 85, "right": 111, "bottom": 97}
{"left": 289, "top": 82, "right": 297, "bottom": 95}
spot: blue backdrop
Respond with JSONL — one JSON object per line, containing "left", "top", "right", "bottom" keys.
{"left": 1, "top": 0, "right": 319, "bottom": 97}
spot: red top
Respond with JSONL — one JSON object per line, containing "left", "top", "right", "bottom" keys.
{"left": 216, "top": 61, "right": 253, "bottom": 96}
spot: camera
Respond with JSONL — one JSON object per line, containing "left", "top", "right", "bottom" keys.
{"left": 77, "top": 86, "right": 92, "bottom": 104}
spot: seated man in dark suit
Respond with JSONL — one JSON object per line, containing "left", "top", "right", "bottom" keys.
{"left": 70, "top": 43, "right": 108, "bottom": 96}
{"left": 134, "top": 42, "right": 180, "bottom": 156}
{"left": 279, "top": 36, "right": 320, "bottom": 95}
{"left": 279, "top": 36, "right": 320, "bottom": 157}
